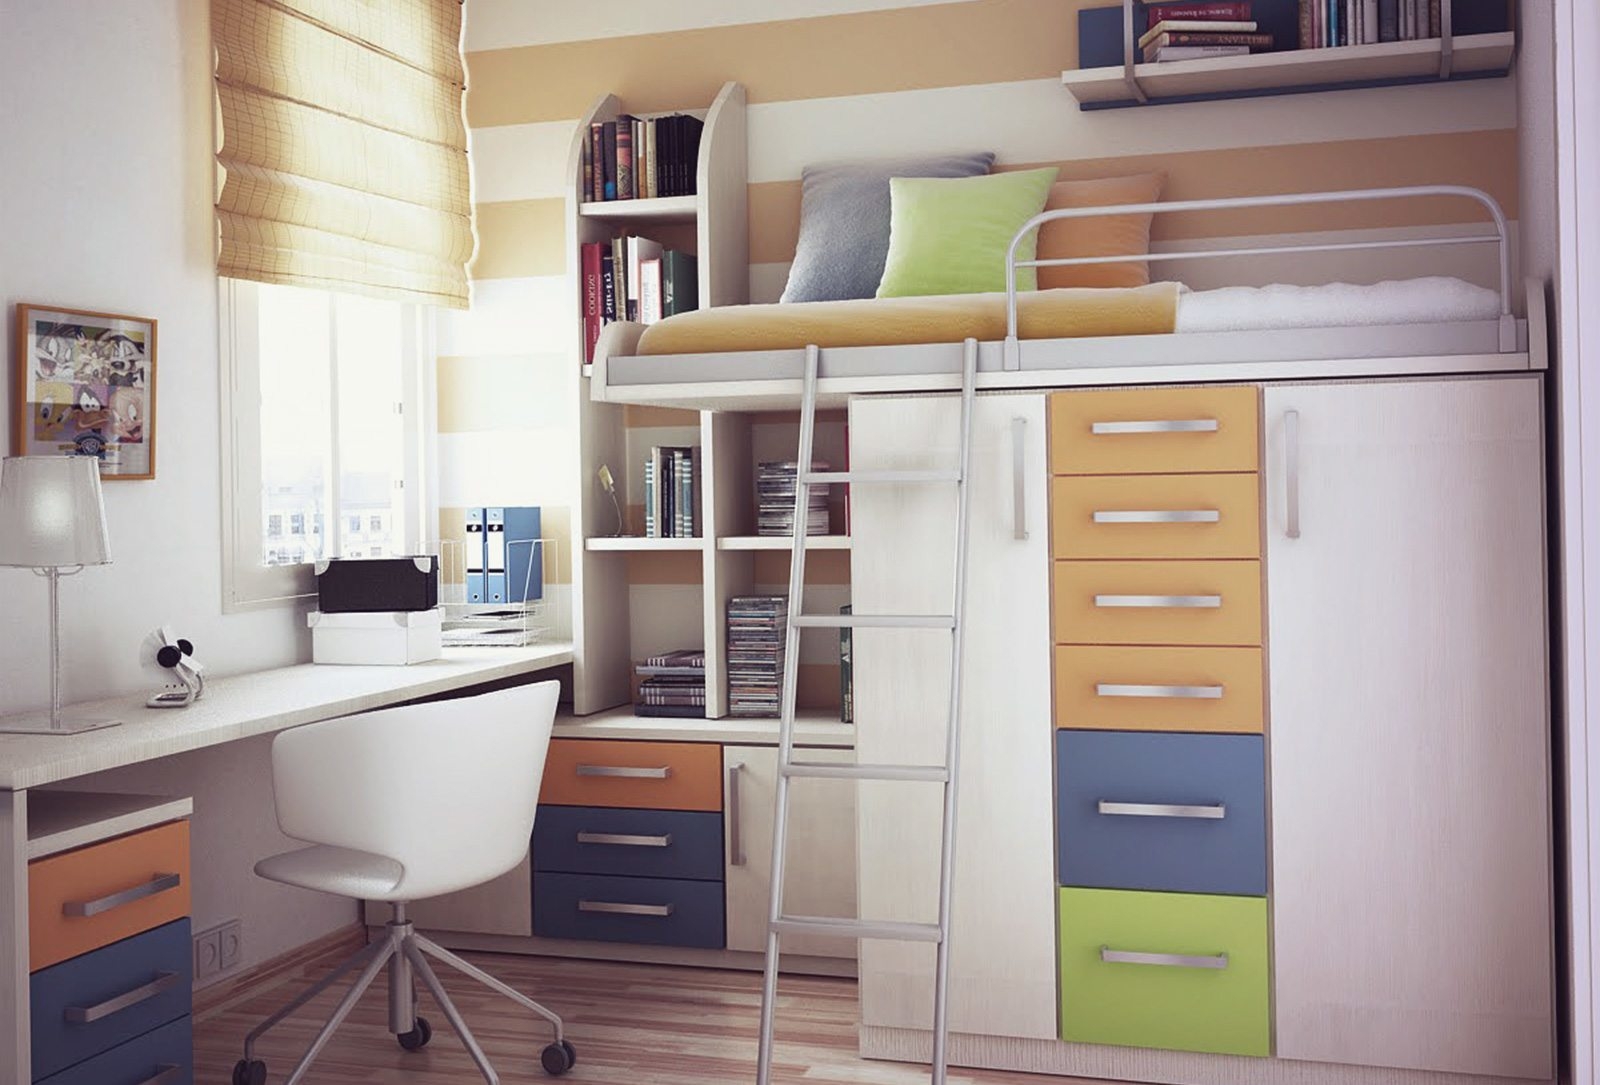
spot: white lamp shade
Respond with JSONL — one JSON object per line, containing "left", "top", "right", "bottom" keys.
{"left": 0, "top": 457, "right": 112, "bottom": 568}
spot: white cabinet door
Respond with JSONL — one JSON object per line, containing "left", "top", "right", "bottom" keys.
{"left": 1265, "top": 378, "right": 1553, "bottom": 1079}
{"left": 723, "top": 745, "right": 857, "bottom": 959}
{"left": 850, "top": 392, "right": 1057, "bottom": 1041}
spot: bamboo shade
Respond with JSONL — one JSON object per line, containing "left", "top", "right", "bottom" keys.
{"left": 212, "top": 0, "right": 474, "bottom": 308}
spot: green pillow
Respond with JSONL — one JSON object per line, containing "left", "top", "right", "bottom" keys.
{"left": 876, "top": 167, "right": 1060, "bottom": 298}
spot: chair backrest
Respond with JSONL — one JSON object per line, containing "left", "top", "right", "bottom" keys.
{"left": 268, "top": 679, "right": 560, "bottom": 901}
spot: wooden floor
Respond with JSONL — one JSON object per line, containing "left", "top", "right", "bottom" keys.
{"left": 195, "top": 944, "right": 1106, "bottom": 1084}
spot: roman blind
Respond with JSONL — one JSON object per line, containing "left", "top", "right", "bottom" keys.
{"left": 212, "top": 0, "right": 474, "bottom": 308}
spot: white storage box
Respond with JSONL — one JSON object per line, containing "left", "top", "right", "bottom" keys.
{"left": 307, "top": 608, "right": 444, "bottom": 665}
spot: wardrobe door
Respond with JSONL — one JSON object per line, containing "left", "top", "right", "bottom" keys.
{"left": 851, "top": 392, "right": 1057, "bottom": 1041}
{"left": 1264, "top": 378, "right": 1553, "bottom": 1079}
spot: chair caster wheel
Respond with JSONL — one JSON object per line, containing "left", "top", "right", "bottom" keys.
{"left": 398, "top": 1015, "right": 433, "bottom": 1051}
{"left": 232, "top": 1059, "right": 267, "bottom": 1085}
{"left": 541, "top": 1039, "right": 576, "bottom": 1075}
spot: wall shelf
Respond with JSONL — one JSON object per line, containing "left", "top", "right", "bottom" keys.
{"left": 718, "top": 535, "right": 852, "bottom": 551}
{"left": 578, "top": 194, "right": 699, "bottom": 222}
{"left": 1062, "top": 31, "right": 1514, "bottom": 110}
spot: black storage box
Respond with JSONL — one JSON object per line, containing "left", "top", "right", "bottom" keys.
{"left": 315, "top": 556, "right": 440, "bottom": 614}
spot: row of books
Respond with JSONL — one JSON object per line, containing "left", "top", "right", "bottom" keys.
{"left": 635, "top": 648, "right": 704, "bottom": 719}
{"left": 644, "top": 446, "right": 701, "bottom": 539}
{"left": 1137, "top": 2, "right": 1272, "bottom": 62}
{"left": 1300, "top": 0, "right": 1445, "bottom": 47}
{"left": 757, "top": 461, "right": 831, "bottom": 537}
{"left": 728, "top": 596, "right": 786, "bottom": 718}
{"left": 583, "top": 114, "right": 705, "bottom": 203}
{"left": 580, "top": 238, "right": 698, "bottom": 363}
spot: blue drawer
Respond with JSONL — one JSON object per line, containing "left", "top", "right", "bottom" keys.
{"left": 533, "top": 872, "right": 724, "bottom": 948}
{"left": 1056, "top": 730, "right": 1266, "bottom": 896}
{"left": 31, "top": 918, "right": 192, "bottom": 1080}
{"left": 35, "top": 1013, "right": 192, "bottom": 1085}
{"left": 533, "top": 807, "right": 723, "bottom": 881}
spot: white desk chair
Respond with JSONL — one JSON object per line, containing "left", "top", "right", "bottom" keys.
{"left": 231, "top": 680, "right": 574, "bottom": 1085}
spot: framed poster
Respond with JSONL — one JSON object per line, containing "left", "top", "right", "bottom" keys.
{"left": 11, "top": 303, "right": 156, "bottom": 480}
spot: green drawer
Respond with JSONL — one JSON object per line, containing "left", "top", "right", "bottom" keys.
{"left": 1058, "top": 887, "right": 1269, "bottom": 1057}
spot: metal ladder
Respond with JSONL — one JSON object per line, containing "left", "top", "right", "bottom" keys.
{"left": 755, "top": 339, "right": 979, "bottom": 1085}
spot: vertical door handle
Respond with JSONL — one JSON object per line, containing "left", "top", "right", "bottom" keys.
{"left": 1284, "top": 408, "right": 1301, "bottom": 539}
{"left": 727, "top": 761, "right": 745, "bottom": 866}
{"left": 1012, "top": 416, "right": 1028, "bottom": 541}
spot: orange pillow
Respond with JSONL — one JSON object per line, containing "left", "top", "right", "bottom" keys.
{"left": 1035, "top": 173, "right": 1166, "bottom": 290}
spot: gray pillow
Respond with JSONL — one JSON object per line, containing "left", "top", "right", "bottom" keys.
{"left": 780, "top": 152, "right": 996, "bottom": 304}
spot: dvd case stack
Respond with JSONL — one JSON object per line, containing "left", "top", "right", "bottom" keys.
{"left": 727, "top": 596, "right": 788, "bottom": 717}
{"left": 757, "top": 461, "right": 830, "bottom": 537}
{"left": 635, "top": 648, "right": 705, "bottom": 718}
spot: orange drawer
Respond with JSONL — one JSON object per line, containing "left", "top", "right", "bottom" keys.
{"left": 541, "top": 740, "right": 722, "bottom": 811}
{"left": 29, "top": 820, "right": 191, "bottom": 972}
{"left": 1050, "top": 386, "right": 1259, "bottom": 475}
{"left": 1053, "top": 560, "right": 1263, "bottom": 647}
{"left": 1052, "top": 473, "right": 1261, "bottom": 560}
{"left": 1055, "top": 645, "right": 1264, "bottom": 734}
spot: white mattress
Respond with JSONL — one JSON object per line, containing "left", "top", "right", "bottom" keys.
{"left": 1175, "top": 276, "right": 1501, "bottom": 334}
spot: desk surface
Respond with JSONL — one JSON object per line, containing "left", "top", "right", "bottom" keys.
{"left": 0, "top": 643, "right": 573, "bottom": 790}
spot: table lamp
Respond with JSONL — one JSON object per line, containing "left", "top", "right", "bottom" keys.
{"left": 0, "top": 456, "right": 121, "bottom": 734}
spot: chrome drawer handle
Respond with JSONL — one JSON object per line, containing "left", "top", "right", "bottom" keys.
{"left": 1093, "top": 594, "right": 1221, "bottom": 609}
{"left": 1091, "top": 419, "right": 1219, "bottom": 435}
{"left": 134, "top": 1066, "right": 183, "bottom": 1085}
{"left": 1284, "top": 408, "right": 1302, "bottom": 539}
{"left": 1096, "top": 683, "right": 1223, "bottom": 699}
{"left": 578, "top": 900, "right": 674, "bottom": 917}
{"left": 575, "top": 764, "right": 672, "bottom": 779}
{"left": 1012, "top": 416, "right": 1029, "bottom": 541}
{"left": 1093, "top": 509, "right": 1220, "bottom": 524}
{"left": 575, "top": 831, "right": 672, "bottom": 848}
{"left": 1100, "top": 947, "right": 1229, "bottom": 970}
{"left": 63, "top": 872, "right": 182, "bottom": 918}
{"left": 727, "top": 761, "right": 746, "bottom": 867}
{"left": 1098, "top": 801, "right": 1226, "bottom": 820}
{"left": 65, "top": 971, "right": 180, "bottom": 1023}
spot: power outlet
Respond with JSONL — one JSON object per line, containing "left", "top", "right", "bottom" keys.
{"left": 194, "top": 919, "right": 243, "bottom": 981}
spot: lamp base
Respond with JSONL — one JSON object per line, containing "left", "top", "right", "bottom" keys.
{"left": 0, "top": 713, "right": 122, "bottom": 736}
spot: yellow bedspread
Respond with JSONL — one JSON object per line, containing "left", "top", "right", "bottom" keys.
{"left": 635, "top": 282, "right": 1182, "bottom": 355}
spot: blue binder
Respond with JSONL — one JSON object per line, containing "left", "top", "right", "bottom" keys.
{"left": 486, "top": 506, "right": 543, "bottom": 604}
{"left": 465, "top": 508, "right": 486, "bottom": 604}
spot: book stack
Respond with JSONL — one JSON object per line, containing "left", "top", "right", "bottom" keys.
{"left": 583, "top": 113, "right": 705, "bottom": 203}
{"left": 635, "top": 648, "right": 705, "bottom": 718}
{"left": 757, "top": 461, "right": 831, "bottom": 537}
{"left": 1299, "top": 0, "right": 1444, "bottom": 46}
{"left": 644, "top": 446, "right": 701, "bottom": 538}
{"left": 1139, "top": 1, "right": 1271, "bottom": 62}
{"left": 581, "top": 238, "right": 698, "bottom": 363}
{"left": 727, "top": 596, "right": 788, "bottom": 718}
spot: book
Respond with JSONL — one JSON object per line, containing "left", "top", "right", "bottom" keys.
{"left": 662, "top": 250, "right": 698, "bottom": 316}
{"left": 1148, "top": 44, "right": 1251, "bottom": 60}
{"left": 839, "top": 605, "right": 853, "bottom": 724}
{"left": 588, "top": 123, "right": 604, "bottom": 202}
{"left": 1378, "top": 0, "right": 1398, "bottom": 41}
{"left": 611, "top": 236, "right": 627, "bottom": 320}
{"left": 1138, "top": 18, "right": 1257, "bottom": 47}
{"left": 601, "top": 121, "right": 618, "bottom": 200}
{"left": 581, "top": 135, "right": 593, "bottom": 206}
{"left": 1145, "top": 1, "right": 1251, "bottom": 27}
{"left": 616, "top": 114, "right": 634, "bottom": 200}
{"left": 643, "top": 119, "right": 657, "bottom": 199}
{"left": 643, "top": 454, "right": 656, "bottom": 537}
{"left": 643, "top": 648, "right": 706, "bottom": 670}
{"left": 1299, "top": 0, "right": 1313, "bottom": 47}
{"left": 625, "top": 235, "right": 664, "bottom": 320}
{"left": 1428, "top": 0, "right": 1439, "bottom": 36}
{"left": 600, "top": 247, "right": 617, "bottom": 325}
{"left": 1143, "top": 30, "right": 1271, "bottom": 58}
{"left": 639, "top": 257, "right": 663, "bottom": 324}
{"left": 581, "top": 242, "right": 602, "bottom": 364}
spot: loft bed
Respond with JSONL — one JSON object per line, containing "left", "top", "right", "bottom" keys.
{"left": 589, "top": 185, "right": 1545, "bottom": 411}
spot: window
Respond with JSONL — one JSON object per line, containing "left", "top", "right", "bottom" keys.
{"left": 221, "top": 279, "right": 432, "bottom": 609}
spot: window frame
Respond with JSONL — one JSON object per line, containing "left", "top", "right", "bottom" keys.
{"left": 218, "top": 278, "right": 434, "bottom": 612}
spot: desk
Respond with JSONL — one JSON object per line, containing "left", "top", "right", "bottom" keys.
{"left": 0, "top": 642, "right": 572, "bottom": 1085}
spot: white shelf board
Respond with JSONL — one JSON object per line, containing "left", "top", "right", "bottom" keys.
{"left": 26, "top": 791, "right": 194, "bottom": 859}
{"left": 718, "top": 535, "right": 852, "bottom": 551}
{"left": 1060, "top": 32, "right": 1515, "bottom": 107}
{"left": 578, "top": 195, "right": 698, "bottom": 222}
{"left": 555, "top": 705, "right": 855, "bottom": 748}
{"left": 586, "top": 536, "right": 706, "bottom": 552}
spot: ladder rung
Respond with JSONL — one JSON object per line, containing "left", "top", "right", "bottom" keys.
{"left": 792, "top": 613, "right": 955, "bottom": 630}
{"left": 771, "top": 916, "right": 944, "bottom": 943}
{"left": 783, "top": 761, "right": 949, "bottom": 783}
{"left": 802, "top": 469, "right": 960, "bottom": 485}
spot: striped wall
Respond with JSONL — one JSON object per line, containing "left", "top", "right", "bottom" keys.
{"left": 445, "top": 0, "right": 1523, "bottom": 667}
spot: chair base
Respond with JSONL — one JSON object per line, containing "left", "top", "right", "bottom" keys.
{"left": 236, "top": 903, "right": 570, "bottom": 1085}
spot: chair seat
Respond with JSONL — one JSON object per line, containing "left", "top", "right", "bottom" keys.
{"left": 255, "top": 845, "right": 406, "bottom": 901}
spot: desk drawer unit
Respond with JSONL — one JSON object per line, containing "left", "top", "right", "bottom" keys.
{"left": 1051, "top": 474, "right": 1262, "bottom": 561}
{"left": 1054, "top": 645, "right": 1265, "bottom": 734}
{"left": 1057, "top": 887, "right": 1269, "bottom": 1057}
{"left": 33, "top": 1013, "right": 192, "bottom": 1085}
{"left": 30, "top": 919, "right": 192, "bottom": 1080}
{"left": 29, "top": 820, "right": 191, "bottom": 973}
{"left": 1052, "top": 560, "right": 1263, "bottom": 647}
{"left": 533, "top": 806, "right": 723, "bottom": 882}
{"left": 533, "top": 872, "right": 725, "bottom": 948}
{"left": 1056, "top": 731, "right": 1266, "bottom": 896}
{"left": 540, "top": 739, "right": 722, "bottom": 811}
{"left": 1049, "top": 386, "right": 1260, "bottom": 476}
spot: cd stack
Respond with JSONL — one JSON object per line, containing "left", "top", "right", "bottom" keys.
{"left": 757, "top": 461, "right": 830, "bottom": 537}
{"left": 727, "top": 596, "right": 788, "bottom": 717}
{"left": 635, "top": 648, "right": 705, "bottom": 718}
